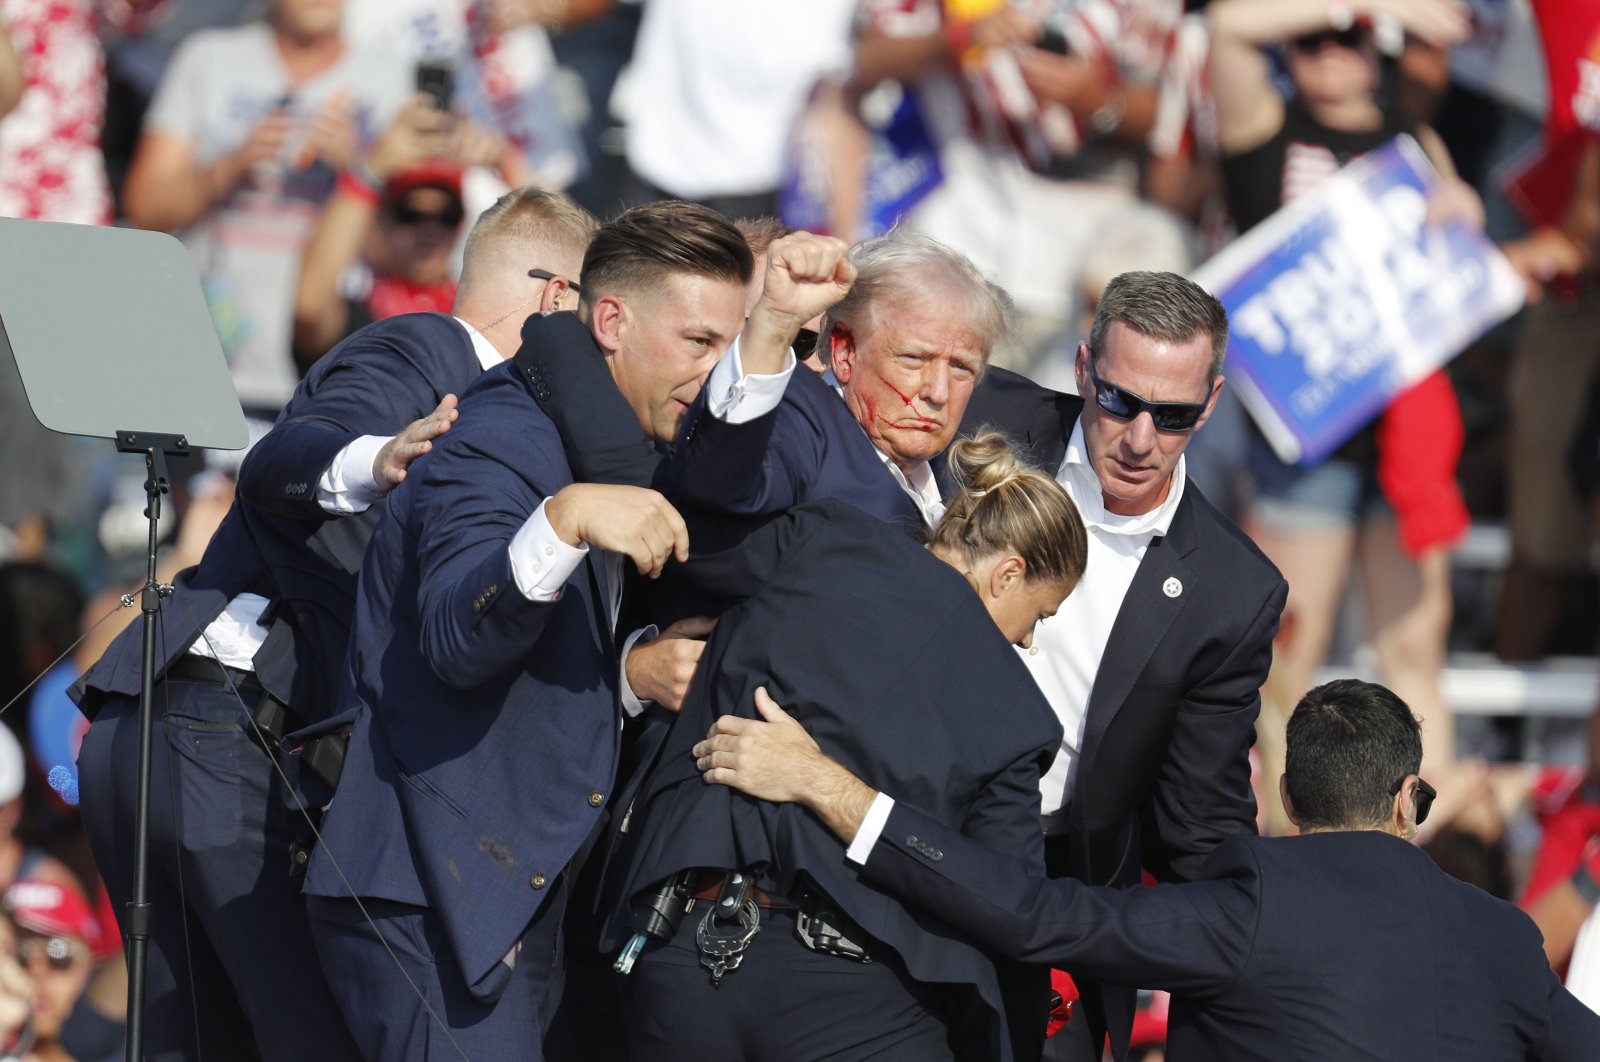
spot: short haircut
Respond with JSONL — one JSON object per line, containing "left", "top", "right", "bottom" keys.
{"left": 1089, "top": 271, "right": 1229, "bottom": 383}
{"left": 1285, "top": 679, "right": 1423, "bottom": 831}
{"left": 817, "top": 229, "right": 1011, "bottom": 365}
{"left": 735, "top": 216, "right": 796, "bottom": 258}
{"left": 580, "top": 201, "right": 753, "bottom": 308}
{"left": 930, "top": 432, "right": 1088, "bottom": 588}
{"left": 459, "top": 187, "right": 598, "bottom": 292}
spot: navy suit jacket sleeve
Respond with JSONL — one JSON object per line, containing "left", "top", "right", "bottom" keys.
{"left": 513, "top": 311, "right": 665, "bottom": 490}
{"left": 407, "top": 410, "right": 580, "bottom": 692}
{"left": 1141, "top": 578, "right": 1287, "bottom": 883}
{"left": 237, "top": 315, "right": 466, "bottom": 521}
{"left": 863, "top": 802, "right": 1256, "bottom": 995}
{"left": 1544, "top": 976, "right": 1600, "bottom": 1061}
{"left": 669, "top": 377, "right": 825, "bottom": 516}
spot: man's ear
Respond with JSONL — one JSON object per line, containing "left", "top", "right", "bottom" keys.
{"left": 1392, "top": 776, "right": 1417, "bottom": 837}
{"left": 537, "top": 276, "right": 574, "bottom": 314}
{"left": 1192, "top": 373, "right": 1225, "bottom": 433}
{"left": 590, "top": 294, "right": 626, "bottom": 355}
{"left": 829, "top": 323, "right": 857, "bottom": 383}
{"left": 987, "top": 554, "right": 1027, "bottom": 599}
{"left": 1074, "top": 340, "right": 1091, "bottom": 393}
{"left": 1278, "top": 775, "right": 1300, "bottom": 831}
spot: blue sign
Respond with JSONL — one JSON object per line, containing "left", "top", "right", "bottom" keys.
{"left": 1191, "top": 136, "right": 1524, "bottom": 465}
{"left": 780, "top": 83, "right": 942, "bottom": 238}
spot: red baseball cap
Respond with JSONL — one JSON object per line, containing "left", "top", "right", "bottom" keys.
{"left": 5, "top": 880, "right": 101, "bottom": 954}
{"left": 382, "top": 160, "right": 464, "bottom": 209}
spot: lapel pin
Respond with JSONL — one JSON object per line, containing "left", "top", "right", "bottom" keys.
{"left": 1163, "top": 577, "right": 1183, "bottom": 599}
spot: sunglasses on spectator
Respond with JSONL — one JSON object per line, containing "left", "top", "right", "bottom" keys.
{"left": 1389, "top": 775, "right": 1436, "bottom": 826}
{"left": 1290, "top": 26, "right": 1370, "bottom": 52}
{"left": 17, "top": 935, "right": 89, "bottom": 972}
{"left": 528, "top": 268, "right": 581, "bottom": 295}
{"left": 391, "top": 202, "right": 465, "bottom": 227}
{"left": 1087, "top": 353, "right": 1209, "bottom": 432}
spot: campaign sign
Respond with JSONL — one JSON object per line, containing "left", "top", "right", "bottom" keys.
{"left": 780, "top": 82, "right": 942, "bottom": 237}
{"left": 1191, "top": 135, "right": 1524, "bottom": 466}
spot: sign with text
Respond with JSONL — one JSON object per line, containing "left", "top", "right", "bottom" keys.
{"left": 1191, "top": 135, "right": 1524, "bottom": 465}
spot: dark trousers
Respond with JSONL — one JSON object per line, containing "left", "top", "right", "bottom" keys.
{"left": 307, "top": 884, "right": 567, "bottom": 1062}
{"left": 619, "top": 902, "right": 954, "bottom": 1062}
{"left": 77, "top": 678, "right": 359, "bottom": 1062}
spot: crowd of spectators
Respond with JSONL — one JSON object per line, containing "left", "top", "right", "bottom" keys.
{"left": 1, "top": 0, "right": 1600, "bottom": 1056}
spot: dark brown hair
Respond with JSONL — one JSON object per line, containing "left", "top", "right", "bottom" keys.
{"left": 580, "top": 201, "right": 753, "bottom": 307}
{"left": 1089, "top": 271, "right": 1229, "bottom": 383}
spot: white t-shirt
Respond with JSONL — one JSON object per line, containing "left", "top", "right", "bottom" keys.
{"left": 146, "top": 24, "right": 409, "bottom": 410}
{"left": 626, "top": 0, "right": 856, "bottom": 198}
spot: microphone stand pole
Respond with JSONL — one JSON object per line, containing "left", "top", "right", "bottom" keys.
{"left": 114, "top": 429, "right": 189, "bottom": 1062}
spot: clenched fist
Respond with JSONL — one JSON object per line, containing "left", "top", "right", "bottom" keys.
{"left": 545, "top": 484, "right": 690, "bottom": 579}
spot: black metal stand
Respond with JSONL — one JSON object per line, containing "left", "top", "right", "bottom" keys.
{"left": 114, "top": 430, "right": 189, "bottom": 1062}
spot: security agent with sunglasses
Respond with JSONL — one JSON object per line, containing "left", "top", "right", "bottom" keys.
{"left": 696, "top": 677, "right": 1600, "bottom": 1061}
{"left": 956, "top": 271, "right": 1288, "bottom": 1060}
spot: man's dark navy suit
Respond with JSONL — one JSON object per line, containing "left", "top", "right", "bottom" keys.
{"left": 860, "top": 801, "right": 1600, "bottom": 1061}
{"left": 304, "top": 357, "right": 621, "bottom": 1059}
{"left": 961, "top": 367, "right": 1288, "bottom": 1059}
{"left": 671, "top": 363, "right": 932, "bottom": 532}
{"left": 73, "top": 311, "right": 483, "bottom": 1062}
{"left": 614, "top": 500, "right": 1063, "bottom": 1062}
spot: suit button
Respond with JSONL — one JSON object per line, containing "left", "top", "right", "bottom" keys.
{"left": 472, "top": 599, "right": 483, "bottom": 614}
{"left": 588, "top": 790, "right": 604, "bottom": 807}
{"left": 530, "top": 873, "right": 548, "bottom": 890}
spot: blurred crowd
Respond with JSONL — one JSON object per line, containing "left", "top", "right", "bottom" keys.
{"left": 2, "top": 0, "right": 1600, "bottom": 1057}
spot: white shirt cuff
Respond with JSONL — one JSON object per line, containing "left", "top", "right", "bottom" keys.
{"left": 619, "top": 624, "right": 660, "bottom": 718}
{"left": 316, "top": 434, "right": 390, "bottom": 514}
{"left": 845, "top": 791, "right": 897, "bottom": 866}
{"left": 704, "top": 336, "right": 795, "bottom": 424}
{"left": 509, "top": 499, "right": 589, "bottom": 602}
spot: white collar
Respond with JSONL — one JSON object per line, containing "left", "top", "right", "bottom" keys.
{"left": 1059, "top": 420, "right": 1185, "bottom": 538}
{"left": 454, "top": 316, "right": 504, "bottom": 372}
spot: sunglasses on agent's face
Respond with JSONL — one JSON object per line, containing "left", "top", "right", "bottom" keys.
{"left": 1290, "top": 25, "right": 1370, "bottom": 53}
{"left": 1389, "top": 775, "right": 1436, "bottom": 827}
{"left": 1087, "top": 352, "right": 1209, "bottom": 433}
{"left": 527, "top": 268, "right": 581, "bottom": 295}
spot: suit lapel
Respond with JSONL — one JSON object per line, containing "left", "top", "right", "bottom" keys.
{"left": 1080, "top": 494, "right": 1200, "bottom": 766}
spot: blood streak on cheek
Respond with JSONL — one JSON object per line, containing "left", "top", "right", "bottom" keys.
{"left": 876, "top": 372, "right": 917, "bottom": 409}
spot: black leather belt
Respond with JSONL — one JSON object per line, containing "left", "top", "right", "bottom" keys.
{"left": 166, "top": 654, "right": 263, "bottom": 693}
{"left": 165, "top": 655, "right": 299, "bottom": 748}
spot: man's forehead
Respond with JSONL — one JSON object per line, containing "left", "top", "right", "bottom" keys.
{"left": 1099, "top": 321, "right": 1211, "bottom": 376}
{"left": 865, "top": 301, "right": 987, "bottom": 359}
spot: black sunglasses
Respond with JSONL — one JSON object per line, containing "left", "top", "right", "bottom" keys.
{"left": 390, "top": 201, "right": 465, "bottom": 227}
{"left": 528, "top": 268, "right": 581, "bottom": 295}
{"left": 17, "top": 935, "right": 88, "bottom": 972}
{"left": 1291, "top": 26, "right": 1370, "bottom": 52}
{"left": 1389, "top": 775, "right": 1436, "bottom": 827}
{"left": 1086, "top": 353, "right": 1208, "bottom": 432}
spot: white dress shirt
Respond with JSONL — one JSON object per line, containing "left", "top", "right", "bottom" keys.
{"left": 1028, "top": 421, "right": 1186, "bottom": 833}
